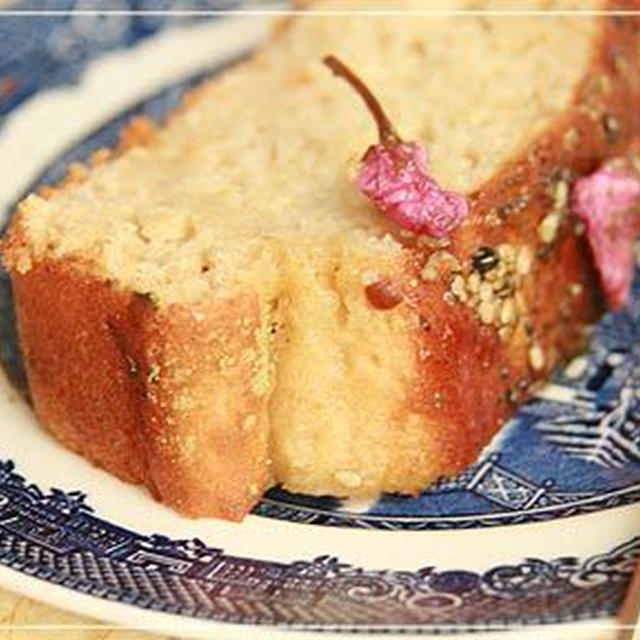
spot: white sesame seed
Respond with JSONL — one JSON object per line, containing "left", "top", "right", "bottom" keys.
{"left": 568, "top": 283, "right": 583, "bottom": 297}
{"left": 553, "top": 180, "right": 569, "bottom": 212}
{"left": 516, "top": 246, "right": 533, "bottom": 275}
{"left": 528, "top": 343, "right": 545, "bottom": 371}
{"left": 451, "top": 275, "right": 467, "bottom": 301}
{"left": 479, "top": 282, "right": 494, "bottom": 303}
{"left": 420, "top": 264, "right": 438, "bottom": 281}
{"left": 478, "top": 301, "right": 495, "bottom": 324}
{"left": 500, "top": 299, "right": 516, "bottom": 325}
{"left": 497, "top": 244, "right": 516, "bottom": 265}
{"left": 538, "top": 213, "right": 561, "bottom": 244}
{"left": 574, "top": 221, "right": 586, "bottom": 235}
{"left": 467, "top": 272, "right": 481, "bottom": 293}
{"left": 563, "top": 127, "right": 580, "bottom": 151}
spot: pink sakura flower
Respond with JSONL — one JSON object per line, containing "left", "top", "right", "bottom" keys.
{"left": 572, "top": 163, "right": 640, "bottom": 310}
{"left": 323, "top": 55, "right": 468, "bottom": 238}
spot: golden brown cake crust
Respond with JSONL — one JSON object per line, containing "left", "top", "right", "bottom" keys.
{"left": 399, "top": 6, "right": 640, "bottom": 479}
{"left": 8, "top": 259, "right": 272, "bottom": 520}
{"left": 3, "top": 4, "right": 640, "bottom": 519}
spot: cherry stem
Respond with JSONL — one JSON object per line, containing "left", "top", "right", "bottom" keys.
{"left": 323, "top": 54, "right": 401, "bottom": 146}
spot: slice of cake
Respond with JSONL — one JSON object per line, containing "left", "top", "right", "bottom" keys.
{"left": 3, "top": 0, "right": 640, "bottom": 520}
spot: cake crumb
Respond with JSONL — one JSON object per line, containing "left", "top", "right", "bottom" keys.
{"left": 335, "top": 470, "right": 362, "bottom": 489}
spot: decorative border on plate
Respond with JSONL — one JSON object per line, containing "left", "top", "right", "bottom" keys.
{"left": 0, "top": 458, "right": 635, "bottom": 628}
{"left": 0, "top": 1, "right": 231, "bottom": 120}
{"left": 255, "top": 482, "right": 640, "bottom": 531}
{"left": 1, "top": 0, "right": 639, "bottom": 538}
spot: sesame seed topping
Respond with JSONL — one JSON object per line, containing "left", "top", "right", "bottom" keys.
{"left": 568, "top": 283, "right": 583, "bottom": 297}
{"left": 451, "top": 275, "right": 468, "bottom": 301}
{"left": 516, "top": 246, "right": 533, "bottom": 275}
{"left": 460, "top": 241, "right": 534, "bottom": 331}
{"left": 471, "top": 246, "right": 499, "bottom": 274}
{"left": 563, "top": 127, "right": 580, "bottom": 151}
{"left": 553, "top": 180, "right": 569, "bottom": 212}
{"left": 528, "top": 343, "right": 545, "bottom": 371}
{"left": 478, "top": 301, "right": 495, "bottom": 324}
{"left": 602, "top": 113, "right": 620, "bottom": 144}
{"left": 479, "top": 282, "right": 494, "bottom": 303}
{"left": 467, "top": 272, "right": 481, "bottom": 293}
{"left": 497, "top": 243, "right": 516, "bottom": 265}
{"left": 500, "top": 298, "right": 516, "bottom": 325}
{"left": 538, "top": 212, "right": 561, "bottom": 244}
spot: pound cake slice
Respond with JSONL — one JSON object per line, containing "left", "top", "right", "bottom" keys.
{"left": 3, "top": 0, "right": 640, "bottom": 520}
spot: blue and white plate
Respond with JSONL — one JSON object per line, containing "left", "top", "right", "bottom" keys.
{"left": 0, "top": 4, "right": 639, "bottom": 637}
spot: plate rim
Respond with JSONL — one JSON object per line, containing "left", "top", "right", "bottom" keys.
{"left": 0, "top": 3, "right": 638, "bottom": 634}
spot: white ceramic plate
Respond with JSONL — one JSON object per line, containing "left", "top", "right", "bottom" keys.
{"left": 0, "top": 5, "right": 639, "bottom": 638}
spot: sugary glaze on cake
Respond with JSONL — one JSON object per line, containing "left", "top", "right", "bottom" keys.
{"left": 3, "top": 0, "right": 640, "bottom": 519}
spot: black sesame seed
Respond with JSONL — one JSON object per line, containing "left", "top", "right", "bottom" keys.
{"left": 495, "top": 203, "right": 514, "bottom": 218}
{"left": 524, "top": 319, "right": 534, "bottom": 336}
{"left": 471, "top": 246, "right": 499, "bottom": 274}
